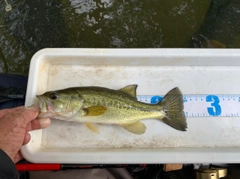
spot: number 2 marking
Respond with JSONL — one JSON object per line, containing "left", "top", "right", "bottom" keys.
{"left": 206, "top": 95, "right": 222, "bottom": 116}
{"left": 150, "top": 96, "right": 163, "bottom": 104}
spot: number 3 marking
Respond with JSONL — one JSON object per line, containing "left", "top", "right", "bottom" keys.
{"left": 206, "top": 95, "right": 222, "bottom": 116}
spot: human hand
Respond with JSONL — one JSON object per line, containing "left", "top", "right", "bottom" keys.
{"left": 0, "top": 105, "right": 51, "bottom": 163}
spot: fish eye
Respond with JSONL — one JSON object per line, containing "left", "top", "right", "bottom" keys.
{"left": 50, "top": 93, "right": 58, "bottom": 100}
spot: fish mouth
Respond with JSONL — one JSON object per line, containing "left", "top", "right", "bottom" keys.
{"left": 36, "top": 95, "right": 50, "bottom": 112}
{"left": 36, "top": 95, "right": 56, "bottom": 118}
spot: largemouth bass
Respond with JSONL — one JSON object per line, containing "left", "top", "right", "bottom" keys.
{"left": 37, "top": 85, "right": 187, "bottom": 135}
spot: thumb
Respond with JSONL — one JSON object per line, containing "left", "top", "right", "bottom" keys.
{"left": 19, "top": 105, "right": 40, "bottom": 125}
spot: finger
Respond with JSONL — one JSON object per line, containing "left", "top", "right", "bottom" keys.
{"left": 16, "top": 105, "right": 40, "bottom": 125}
{"left": 0, "top": 106, "right": 23, "bottom": 118}
{"left": 14, "top": 152, "right": 23, "bottom": 164}
{"left": 23, "top": 133, "right": 31, "bottom": 145}
{"left": 26, "top": 118, "right": 51, "bottom": 131}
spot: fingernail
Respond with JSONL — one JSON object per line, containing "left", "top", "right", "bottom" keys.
{"left": 39, "top": 118, "right": 51, "bottom": 128}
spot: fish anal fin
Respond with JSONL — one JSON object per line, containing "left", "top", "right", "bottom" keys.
{"left": 85, "top": 123, "right": 99, "bottom": 133}
{"left": 119, "top": 85, "right": 138, "bottom": 98}
{"left": 123, "top": 121, "right": 146, "bottom": 135}
{"left": 84, "top": 106, "right": 107, "bottom": 116}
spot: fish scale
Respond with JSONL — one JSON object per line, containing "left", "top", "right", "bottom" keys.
{"left": 137, "top": 94, "right": 240, "bottom": 118}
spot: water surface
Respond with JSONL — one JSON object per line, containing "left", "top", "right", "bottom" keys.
{"left": 0, "top": 0, "right": 239, "bottom": 75}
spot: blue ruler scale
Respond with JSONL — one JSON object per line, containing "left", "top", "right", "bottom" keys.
{"left": 137, "top": 94, "right": 240, "bottom": 118}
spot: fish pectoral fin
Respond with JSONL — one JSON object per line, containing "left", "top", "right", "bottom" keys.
{"left": 118, "top": 84, "right": 138, "bottom": 98}
{"left": 84, "top": 106, "right": 107, "bottom": 116}
{"left": 123, "top": 121, "right": 146, "bottom": 135}
{"left": 85, "top": 123, "right": 99, "bottom": 134}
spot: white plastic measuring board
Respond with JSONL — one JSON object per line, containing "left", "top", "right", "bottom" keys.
{"left": 22, "top": 48, "right": 240, "bottom": 164}
{"left": 138, "top": 94, "right": 240, "bottom": 117}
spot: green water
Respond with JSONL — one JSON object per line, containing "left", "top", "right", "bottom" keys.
{"left": 0, "top": 0, "right": 239, "bottom": 75}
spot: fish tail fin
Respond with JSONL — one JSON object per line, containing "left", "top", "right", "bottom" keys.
{"left": 158, "top": 87, "right": 187, "bottom": 131}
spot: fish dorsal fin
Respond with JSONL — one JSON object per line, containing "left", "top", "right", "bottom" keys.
{"left": 84, "top": 106, "right": 107, "bottom": 116}
{"left": 119, "top": 85, "right": 138, "bottom": 98}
